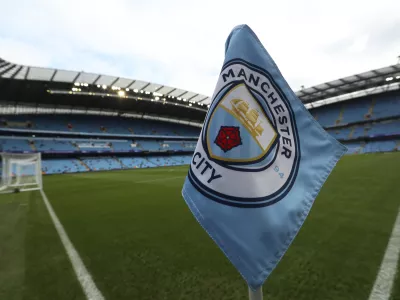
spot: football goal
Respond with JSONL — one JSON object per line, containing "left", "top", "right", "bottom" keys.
{"left": 0, "top": 152, "right": 43, "bottom": 193}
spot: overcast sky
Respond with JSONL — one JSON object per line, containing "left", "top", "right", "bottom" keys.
{"left": 0, "top": 0, "right": 399, "bottom": 97}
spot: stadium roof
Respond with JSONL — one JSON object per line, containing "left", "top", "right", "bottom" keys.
{"left": 0, "top": 58, "right": 211, "bottom": 104}
{"left": 1, "top": 57, "right": 399, "bottom": 106}
{"left": 297, "top": 64, "right": 400, "bottom": 104}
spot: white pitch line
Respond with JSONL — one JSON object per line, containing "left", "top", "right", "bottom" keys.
{"left": 368, "top": 207, "right": 400, "bottom": 300}
{"left": 135, "top": 176, "right": 183, "bottom": 184}
{"left": 40, "top": 189, "right": 105, "bottom": 300}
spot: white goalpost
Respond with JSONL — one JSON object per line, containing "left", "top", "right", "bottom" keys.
{"left": 0, "top": 152, "right": 43, "bottom": 193}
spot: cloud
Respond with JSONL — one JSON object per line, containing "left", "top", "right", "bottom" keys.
{"left": 0, "top": 0, "right": 399, "bottom": 99}
{"left": 348, "top": 35, "right": 370, "bottom": 53}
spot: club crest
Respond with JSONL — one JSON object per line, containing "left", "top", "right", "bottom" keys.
{"left": 206, "top": 83, "right": 278, "bottom": 164}
{"left": 188, "top": 59, "right": 301, "bottom": 207}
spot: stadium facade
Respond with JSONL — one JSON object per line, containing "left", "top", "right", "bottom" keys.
{"left": 0, "top": 57, "right": 399, "bottom": 174}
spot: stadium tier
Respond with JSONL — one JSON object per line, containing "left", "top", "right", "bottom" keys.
{"left": 310, "top": 92, "right": 400, "bottom": 126}
{"left": 0, "top": 115, "right": 200, "bottom": 136}
{"left": 327, "top": 119, "right": 400, "bottom": 140}
{"left": 40, "top": 155, "right": 192, "bottom": 174}
{"left": 0, "top": 137, "right": 197, "bottom": 153}
{"left": 0, "top": 114, "right": 200, "bottom": 174}
{"left": 308, "top": 91, "right": 400, "bottom": 154}
{"left": 0, "top": 57, "right": 399, "bottom": 175}
{"left": 0, "top": 89, "right": 399, "bottom": 175}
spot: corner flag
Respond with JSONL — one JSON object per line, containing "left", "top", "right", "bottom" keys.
{"left": 181, "top": 24, "right": 347, "bottom": 291}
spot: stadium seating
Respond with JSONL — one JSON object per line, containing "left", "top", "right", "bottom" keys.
{"left": 0, "top": 115, "right": 200, "bottom": 137}
{"left": 42, "top": 159, "right": 87, "bottom": 174}
{"left": 351, "top": 126, "right": 365, "bottom": 139}
{"left": 311, "top": 104, "right": 340, "bottom": 127}
{"left": 2, "top": 90, "right": 399, "bottom": 176}
{"left": 0, "top": 138, "right": 31, "bottom": 152}
{"left": 110, "top": 141, "right": 136, "bottom": 152}
{"left": 372, "top": 95, "right": 400, "bottom": 119}
{"left": 367, "top": 119, "right": 400, "bottom": 137}
{"left": 39, "top": 155, "right": 193, "bottom": 174}
{"left": 157, "top": 141, "right": 196, "bottom": 151}
{"left": 0, "top": 137, "right": 195, "bottom": 153}
{"left": 171, "top": 155, "right": 192, "bottom": 164}
{"left": 34, "top": 139, "right": 76, "bottom": 152}
{"left": 137, "top": 140, "right": 163, "bottom": 151}
{"left": 343, "top": 140, "right": 398, "bottom": 154}
{"left": 147, "top": 156, "right": 182, "bottom": 167}
{"left": 118, "top": 157, "right": 149, "bottom": 169}
{"left": 310, "top": 93, "right": 400, "bottom": 126}
{"left": 81, "top": 157, "right": 123, "bottom": 171}
{"left": 340, "top": 99, "right": 371, "bottom": 124}
{"left": 77, "top": 141, "right": 112, "bottom": 150}
{"left": 363, "top": 140, "right": 397, "bottom": 153}
{"left": 341, "top": 142, "right": 359, "bottom": 154}
{"left": 328, "top": 127, "right": 352, "bottom": 140}
{"left": 163, "top": 142, "right": 182, "bottom": 151}
{"left": 327, "top": 119, "right": 400, "bottom": 140}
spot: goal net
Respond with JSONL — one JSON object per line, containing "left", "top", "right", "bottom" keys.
{"left": 0, "top": 152, "right": 43, "bottom": 193}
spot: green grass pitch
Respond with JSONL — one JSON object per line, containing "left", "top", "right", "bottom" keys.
{"left": 0, "top": 152, "right": 400, "bottom": 300}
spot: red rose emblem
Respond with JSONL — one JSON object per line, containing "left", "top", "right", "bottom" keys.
{"left": 214, "top": 126, "right": 242, "bottom": 152}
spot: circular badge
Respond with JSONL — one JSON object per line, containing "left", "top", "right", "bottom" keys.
{"left": 188, "top": 59, "right": 300, "bottom": 207}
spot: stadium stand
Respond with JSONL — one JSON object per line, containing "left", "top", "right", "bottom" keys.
{"left": 373, "top": 95, "right": 400, "bottom": 119}
{"left": 311, "top": 104, "right": 340, "bottom": 127}
{"left": 310, "top": 90, "right": 400, "bottom": 154}
{"left": 0, "top": 57, "right": 399, "bottom": 175}
{"left": 1, "top": 89, "right": 399, "bottom": 175}
{"left": 82, "top": 157, "right": 122, "bottom": 171}
{"left": 1, "top": 89, "right": 399, "bottom": 174}
{"left": 0, "top": 115, "right": 199, "bottom": 174}
{"left": 340, "top": 99, "right": 370, "bottom": 124}
{"left": 0, "top": 137, "right": 196, "bottom": 153}
{"left": 110, "top": 141, "right": 135, "bottom": 152}
{"left": 327, "top": 119, "right": 400, "bottom": 140}
{"left": 0, "top": 115, "right": 200, "bottom": 137}
{"left": 40, "top": 155, "right": 193, "bottom": 175}
{"left": 0, "top": 138, "right": 31, "bottom": 152}
{"left": 311, "top": 94, "right": 400, "bottom": 125}
{"left": 42, "top": 159, "right": 88, "bottom": 174}
{"left": 35, "top": 139, "right": 77, "bottom": 152}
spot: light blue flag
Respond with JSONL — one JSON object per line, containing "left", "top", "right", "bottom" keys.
{"left": 181, "top": 24, "right": 347, "bottom": 290}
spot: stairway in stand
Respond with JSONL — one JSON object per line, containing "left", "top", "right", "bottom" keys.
{"left": 145, "top": 158, "right": 159, "bottom": 167}
{"left": 395, "top": 140, "right": 400, "bottom": 151}
{"left": 348, "top": 127, "right": 356, "bottom": 139}
{"left": 114, "top": 157, "right": 127, "bottom": 169}
{"left": 78, "top": 159, "right": 91, "bottom": 171}
{"left": 28, "top": 140, "right": 37, "bottom": 151}
{"left": 357, "top": 142, "right": 367, "bottom": 154}
{"left": 71, "top": 142, "right": 80, "bottom": 151}
{"left": 364, "top": 98, "right": 376, "bottom": 120}
{"left": 335, "top": 105, "right": 345, "bottom": 125}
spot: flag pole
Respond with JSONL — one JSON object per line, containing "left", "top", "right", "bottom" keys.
{"left": 248, "top": 286, "right": 263, "bottom": 300}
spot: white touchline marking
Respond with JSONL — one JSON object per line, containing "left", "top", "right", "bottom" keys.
{"left": 368, "top": 207, "right": 400, "bottom": 300}
{"left": 135, "top": 176, "right": 183, "bottom": 184}
{"left": 40, "top": 189, "right": 105, "bottom": 300}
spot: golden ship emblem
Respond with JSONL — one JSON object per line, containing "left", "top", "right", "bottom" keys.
{"left": 230, "top": 99, "right": 264, "bottom": 137}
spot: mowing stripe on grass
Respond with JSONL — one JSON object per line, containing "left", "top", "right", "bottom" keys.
{"left": 368, "top": 207, "right": 400, "bottom": 300}
{"left": 135, "top": 176, "right": 183, "bottom": 184}
{"left": 40, "top": 189, "right": 105, "bottom": 300}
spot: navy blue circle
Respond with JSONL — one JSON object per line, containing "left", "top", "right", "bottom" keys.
{"left": 189, "top": 59, "right": 301, "bottom": 208}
